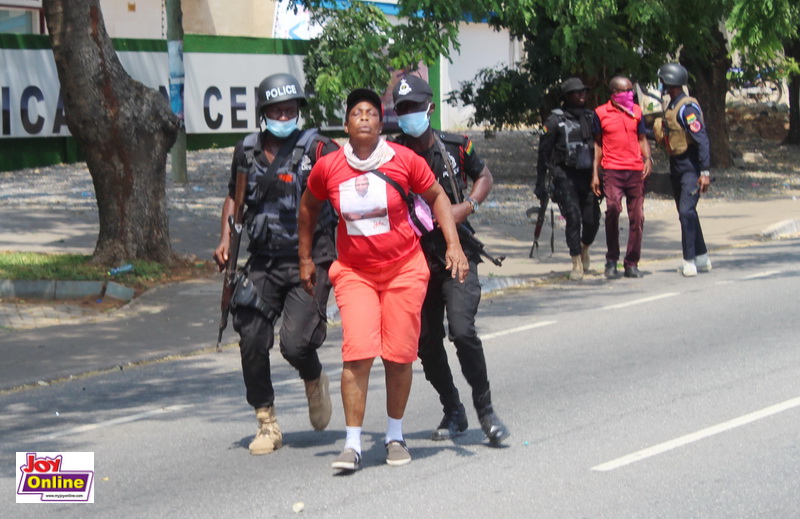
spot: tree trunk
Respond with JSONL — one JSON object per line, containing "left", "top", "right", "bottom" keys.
{"left": 681, "top": 26, "right": 733, "bottom": 169}
{"left": 785, "top": 77, "right": 800, "bottom": 146}
{"left": 783, "top": 37, "right": 800, "bottom": 146}
{"left": 43, "top": 0, "right": 179, "bottom": 265}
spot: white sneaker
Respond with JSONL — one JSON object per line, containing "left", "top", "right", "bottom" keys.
{"left": 696, "top": 253, "right": 712, "bottom": 272}
{"left": 682, "top": 259, "right": 697, "bottom": 277}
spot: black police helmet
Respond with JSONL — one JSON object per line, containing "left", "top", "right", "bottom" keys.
{"left": 561, "top": 77, "right": 588, "bottom": 96}
{"left": 256, "top": 73, "right": 307, "bottom": 116}
{"left": 658, "top": 63, "right": 688, "bottom": 87}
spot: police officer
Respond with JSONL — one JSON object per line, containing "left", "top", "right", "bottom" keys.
{"left": 656, "top": 63, "right": 712, "bottom": 277}
{"left": 391, "top": 75, "right": 510, "bottom": 445}
{"left": 536, "top": 77, "right": 600, "bottom": 280}
{"left": 213, "top": 73, "right": 339, "bottom": 455}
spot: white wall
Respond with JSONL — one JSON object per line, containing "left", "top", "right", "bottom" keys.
{"left": 99, "top": 0, "right": 164, "bottom": 39}
{"left": 439, "top": 23, "right": 521, "bottom": 130}
{"left": 182, "top": 0, "right": 275, "bottom": 37}
{"left": 87, "top": 2, "right": 521, "bottom": 131}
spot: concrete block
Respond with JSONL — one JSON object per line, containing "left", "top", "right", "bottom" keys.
{"left": 54, "top": 281, "right": 104, "bottom": 300}
{"left": 105, "top": 282, "right": 135, "bottom": 302}
{"left": 761, "top": 219, "right": 800, "bottom": 239}
{"left": 742, "top": 152, "right": 765, "bottom": 164}
{"left": 0, "top": 280, "right": 56, "bottom": 299}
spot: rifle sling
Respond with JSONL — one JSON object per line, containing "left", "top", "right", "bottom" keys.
{"left": 433, "top": 134, "right": 462, "bottom": 205}
{"left": 254, "top": 130, "right": 304, "bottom": 203}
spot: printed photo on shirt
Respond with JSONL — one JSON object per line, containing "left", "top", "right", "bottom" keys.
{"left": 339, "top": 173, "right": 390, "bottom": 236}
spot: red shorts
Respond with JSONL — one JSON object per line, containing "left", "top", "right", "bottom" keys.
{"left": 329, "top": 248, "right": 430, "bottom": 363}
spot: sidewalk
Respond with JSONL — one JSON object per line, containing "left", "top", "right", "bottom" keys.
{"left": 1, "top": 195, "right": 798, "bottom": 391}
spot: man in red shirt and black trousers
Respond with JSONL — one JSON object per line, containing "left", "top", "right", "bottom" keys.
{"left": 591, "top": 75, "right": 653, "bottom": 278}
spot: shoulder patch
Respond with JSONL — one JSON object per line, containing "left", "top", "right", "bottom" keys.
{"left": 685, "top": 113, "right": 697, "bottom": 125}
{"left": 464, "top": 139, "right": 474, "bottom": 155}
{"left": 689, "top": 120, "right": 702, "bottom": 133}
{"left": 438, "top": 132, "right": 465, "bottom": 144}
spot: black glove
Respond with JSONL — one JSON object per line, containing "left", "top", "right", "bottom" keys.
{"left": 534, "top": 184, "right": 548, "bottom": 201}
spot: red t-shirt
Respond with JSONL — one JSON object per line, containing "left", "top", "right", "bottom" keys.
{"left": 307, "top": 142, "right": 436, "bottom": 269}
{"left": 594, "top": 101, "right": 645, "bottom": 171}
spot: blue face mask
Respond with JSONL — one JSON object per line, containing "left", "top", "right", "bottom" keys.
{"left": 658, "top": 80, "right": 665, "bottom": 94}
{"left": 264, "top": 117, "right": 298, "bottom": 138}
{"left": 397, "top": 105, "right": 431, "bottom": 137}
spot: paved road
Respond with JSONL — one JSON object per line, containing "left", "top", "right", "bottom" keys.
{"left": 3, "top": 238, "right": 798, "bottom": 517}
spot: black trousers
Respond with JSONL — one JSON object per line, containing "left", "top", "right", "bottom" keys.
{"left": 418, "top": 257, "right": 489, "bottom": 409}
{"left": 670, "top": 159, "right": 707, "bottom": 260}
{"left": 552, "top": 167, "right": 600, "bottom": 257}
{"left": 232, "top": 256, "right": 332, "bottom": 409}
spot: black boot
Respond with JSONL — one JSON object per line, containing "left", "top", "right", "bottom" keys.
{"left": 432, "top": 389, "right": 468, "bottom": 441}
{"left": 474, "top": 390, "right": 510, "bottom": 446}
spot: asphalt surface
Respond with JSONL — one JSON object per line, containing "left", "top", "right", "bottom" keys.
{"left": 0, "top": 194, "right": 798, "bottom": 392}
{"left": 2, "top": 238, "right": 798, "bottom": 517}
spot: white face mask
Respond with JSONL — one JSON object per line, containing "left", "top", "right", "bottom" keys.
{"left": 397, "top": 104, "right": 431, "bottom": 137}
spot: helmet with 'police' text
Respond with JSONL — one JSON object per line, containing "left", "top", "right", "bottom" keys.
{"left": 256, "top": 73, "right": 307, "bottom": 117}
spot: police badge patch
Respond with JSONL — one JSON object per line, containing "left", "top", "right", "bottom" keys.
{"left": 397, "top": 79, "right": 412, "bottom": 97}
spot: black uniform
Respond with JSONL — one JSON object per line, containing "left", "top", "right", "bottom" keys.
{"left": 228, "top": 129, "right": 338, "bottom": 409}
{"left": 667, "top": 93, "right": 710, "bottom": 260}
{"left": 536, "top": 107, "right": 600, "bottom": 257}
{"left": 393, "top": 131, "right": 492, "bottom": 413}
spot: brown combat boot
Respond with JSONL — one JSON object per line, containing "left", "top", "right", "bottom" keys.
{"left": 304, "top": 370, "right": 332, "bottom": 431}
{"left": 580, "top": 243, "right": 591, "bottom": 272}
{"left": 570, "top": 255, "right": 584, "bottom": 281}
{"left": 249, "top": 406, "right": 282, "bottom": 455}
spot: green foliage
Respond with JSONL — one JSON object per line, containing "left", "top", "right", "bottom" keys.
{"left": 728, "top": 0, "right": 800, "bottom": 65}
{"left": 290, "top": 0, "right": 800, "bottom": 132}
{"left": 456, "top": 0, "right": 667, "bottom": 128}
{"left": 289, "top": 0, "right": 500, "bottom": 127}
{"left": 302, "top": 2, "right": 394, "bottom": 126}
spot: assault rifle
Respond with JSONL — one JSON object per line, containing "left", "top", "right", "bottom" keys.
{"left": 215, "top": 166, "right": 248, "bottom": 352}
{"left": 457, "top": 224, "right": 505, "bottom": 267}
{"left": 527, "top": 196, "right": 554, "bottom": 259}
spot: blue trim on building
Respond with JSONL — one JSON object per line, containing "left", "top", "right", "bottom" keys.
{"left": 312, "top": 1, "right": 401, "bottom": 16}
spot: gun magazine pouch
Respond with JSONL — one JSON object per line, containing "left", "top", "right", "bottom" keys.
{"left": 571, "top": 144, "right": 593, "bottom": 170}
{"left": 231, "top": 273, "right": 278, "bottom": 324}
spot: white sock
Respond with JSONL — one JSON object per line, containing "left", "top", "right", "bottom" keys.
{"left": 385, "top": 417, "right": 404, "bottom": 444}
{"left": 344, "top": 426, "right": 362, "bottom": 454}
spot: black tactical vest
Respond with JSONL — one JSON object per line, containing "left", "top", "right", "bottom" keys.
{"left": 550, "top": 108, "right": 594, "bottom": 170}
{"left": 242, "top": 129, "right": 335, "bottom": 257}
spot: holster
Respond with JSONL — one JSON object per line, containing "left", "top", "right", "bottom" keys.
{"left": 230, "top": 269, "right": 278, "bottom": 324}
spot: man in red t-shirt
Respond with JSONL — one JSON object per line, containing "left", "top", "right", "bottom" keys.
{"left": 592, "top": 76, "right": 653, "bottom": 278}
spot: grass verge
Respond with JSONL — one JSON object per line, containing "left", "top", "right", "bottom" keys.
{"left": 0, "top": 252, "right": 216, "bottom": 295}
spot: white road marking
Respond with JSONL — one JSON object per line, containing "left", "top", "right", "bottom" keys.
{"left": 37, "top": 404, "right": 194, "bottom": 441}
{"left": 592, "top": 395, "right": 800, "bottom": 472}
{"left": 481, "top": 321, "right": 558, "bottom": 341}
{"left": 601, "top": 292, "right": 679, "bottom": 310}
{"left": 741, "top": 270, "right": 782, "bottom": 280}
